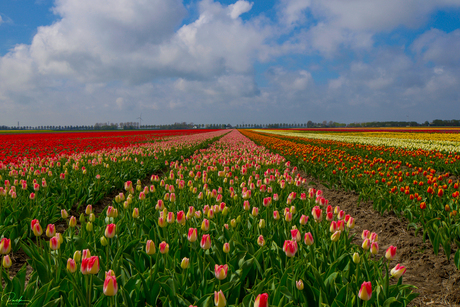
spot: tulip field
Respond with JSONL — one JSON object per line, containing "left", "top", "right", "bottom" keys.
{"left": 1, "top": 127, "right": 454, "bottom": 306}
{"left": 246, "top": 129, "right": 460, "bottom": 268}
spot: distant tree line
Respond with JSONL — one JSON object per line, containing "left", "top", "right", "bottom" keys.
{"left": 1, "top": 119, "right": 460, "bottom": 131}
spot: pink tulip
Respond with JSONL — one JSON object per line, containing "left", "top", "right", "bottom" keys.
{"left": 188, "top": 228, "right": 198, "bottom": 242}
{"left": 390, "top": 264, "right": 406, "bottom": 278}
{"left": 214, "top": 290, "right": 226, "bottom": 307}
{"left": 215, "top": 264, "right": 228, "bottom": 280}
{"left": 200, "top": 234, "right": 211, "bottom": 250}
{"left": 304, "top": 232, "right": 314, "bottom": 245}
{"left": 159, "top": 241, "right": 169, "bottom": 254}
{"left": 283, "top": 240, "right": 298, "bottom": 257}
{"left": 385, "top": 246, "right": 397, "bottom": 261}
{"left": 358, "top": 281, "right": 372, "bottom": 301}
{"left": 46, "top": 224, "right": 56, "bottom": 238}
{"left": 103, "top": 270, "right": 118, "bottom": 296}
{"left": 370, "top": 242, "right": 379, "bottom": 255}
{"left": 145, "top": 240, "right": 156, "bottom": 255}
{"left": 67, "top": 258, "right": 76, "bottom": 273}
{"left": 299, "top": 214, "right": 308, "bottom": 225}
{"left": 290, "top": 229, "right": 301, "bottom": 242}
{"left": 105, "top": 224, "right": 116, "bottom": 239}
{"left": 361, "top": 229, "right": 370, "bottom": 240}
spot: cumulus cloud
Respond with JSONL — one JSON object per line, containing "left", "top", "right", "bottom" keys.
{"left": 0, "top": 0, "right": 460, "bottom": 126}
{"left": 228, "top": 0, "right": 253, "bottom": 19}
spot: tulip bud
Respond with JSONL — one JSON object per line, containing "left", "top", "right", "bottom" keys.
{"left": 385, "top": 246, "right": 397, "bottom": 261}
{"left": 177, "top": 211, "right": 186, "bottom": 226}
{"left": 159, "top": 241, "right": 169, "bottom": 254}
{"left": 291, "top": 229, "right": 301, "bottom": 242}
{"left": 200, "top": 234, "right": 212, "bottom": 250}
{"left": 181, "top": 257, "right": 190, "bottom": 269}
{"left": 214, "top": 290, "right": 226, "bottom": 307}
{"left": 187, "top": 228, "right": 198, "bottom": 243}
{"left": 390, "top": 264, "right": 406, "bottom": 279}
{"left": 304, "top": 232, "right": 314, "bottom": 246}
{"left": 67, "top": 258, "right": 77, "bottom": 273}
{"left": 254, "top": 293, "right": 268, "bottom": 307}
{"left": 201, "top": 219, "right": 210, "bottom": 231}
{"left": 353, "top": 252, "right": 360, "bottom": 264}
{"left": 0, "top": 238, "right": 11, "bottom": 255}
{"left": 223, "top": 243, "right": 230, "bottom": 253}
{"left": 49, "top": 236, "right": 61, "bottom": 250}
{"left": 283, "top": 240, "right": 298, "bottom": 257}
{"left": 358, "top": 281, "right": 372, "bottom": 301}
{"left": 100, "top": 236, "right": 108, "bottom": 246}
{"left": 258, "top": 219, "right": 266, "bottom": 229}
{"left": 103, "top": 270, "right": 118, "bottom": 296}
{"left": 86, "top": 222, "right": 93, "bottom": 232}
{"left": 230, "top": 219, "right": 237, "bottom": 228}
{"left": 79, "top": 213, "right": 86, "bottom": 223}
{"left": 362, "top": 238, "right": 370, "bottom": 250}
{"left": 2, "top": 255, "right": 12, "bottom": 269}
{"left": 73, "top": 250, "right": 82, "bottom": 262}
{"left": 46, "top": 224, "right": 56, "bottom": 238}
{"left": 331, "top": 231, "right": 341, "bottom": 242}
{"left": 370, "top": 242, "right": 379, "bottom": 255}
{"left": 61, "top": 209, "right": 69, "bottom": 219}
{"left": 104, "top": 223, "right": 116, "bottom": 239}
{"left": 251, "top": 207, "right": 259, "bottom": 217}
{"left": 214, "top": 264, "right": 228, "bottom": 280}
{"left": 31, "top": 219, "right": 43, "bottom": 236}
{"left": 296, "top": 279, "right": 304, "bottom": 290}
{"left": 362, "top": 230, "right": 370, "bottom": 240}
{"left": 273, "top": 211, "right": 280, "bottom": 220}
{"left": 370, "top": 232, "right": 378, "bottom": 242}
{"left": 69, "top": 216, "right": 77, "bottom": 228}
{"left": 299, "top": 215, "right": 308, "bottom": 225}
{"left": 132, "top": 208, "right": 139, "bottom": 219}
{"left": 347, "top": 217, "right": 355, "bottom": 229}
{"left": 85, "top": 205, "right": 93, "bottom": 215}
{"left": 257, "top": 235, "right": 265, "bottom": 247}
{"left": 82, "top": 249, "right": 91, "bottom": 259}
{"left": 89, "top": 213, "right": 96, "bottom": 222}
{"left": 146, "top": 240, "right": 156, "bottom": 255}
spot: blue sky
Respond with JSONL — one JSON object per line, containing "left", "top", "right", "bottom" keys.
{"left": 0, "top": 0, "right": 460, "bottom": 127}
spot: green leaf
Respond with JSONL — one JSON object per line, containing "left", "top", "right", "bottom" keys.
{"left": 383, "top": 297, "right": 397, "bottom": 307}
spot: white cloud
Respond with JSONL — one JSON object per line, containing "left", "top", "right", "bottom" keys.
{"left": 228, "top": 0, "right": 253, "bottom": 19}
{"left": 0, "top": 0, "right": 460, "bottom": 126}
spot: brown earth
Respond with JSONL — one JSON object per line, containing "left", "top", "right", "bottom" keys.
{"left": 300, "top": 172, "right": 460, "bottom": 307}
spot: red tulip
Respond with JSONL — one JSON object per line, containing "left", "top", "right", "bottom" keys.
{"left": 0, "top": 238, "right": 11, "bottom": 255}
{"left": 254, "top": 293, "right": 268, "bottom": 307}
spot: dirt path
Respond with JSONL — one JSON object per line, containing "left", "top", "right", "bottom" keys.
{"left": 300, "top": 172, "right": 460, "bottom": 306}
